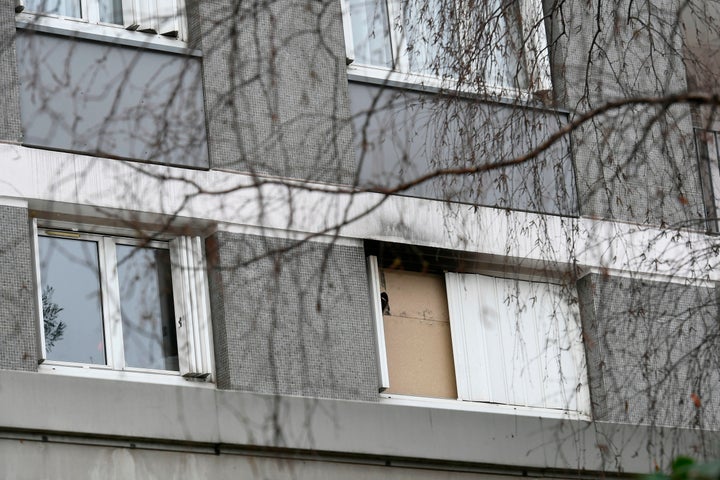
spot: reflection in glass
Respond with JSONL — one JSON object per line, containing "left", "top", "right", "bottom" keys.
{"left": 348, "top": 0, "right": 393, "bottom": 68}
{"left": 99, "top": 0, "right": 124, "bottom": 25}
{"left": 479, "top": 1, "right": 525, "bottom": 89}
{"left": 42, "top": 285, "right": 66, "bottom": 352}
{"left": 23, "top": 0, "right": 81, "bottom": 18}
{"left": 39, "top": 236, "right": 106, "bottom": 365}
{"left": 402, "top": 0, "right": 448, "bottom": 76}
{"left": 117, "top": 245, "right": 178, "bottom": 371}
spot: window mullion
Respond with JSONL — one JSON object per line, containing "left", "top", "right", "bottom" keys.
{"left": 100, "top": 237, "right": 125, "bottom": 369}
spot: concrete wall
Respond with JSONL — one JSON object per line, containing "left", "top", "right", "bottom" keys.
{"left": 207, "top": 232, "right": 379, "bottom": 400}
{"left": 0, "top": 206, "right": 38, "bottom": 372}
{"left": 1, "top": 440, "right": 579, "bottom": 480}
{"left": 349, "top": 83, "right": 577, "bottom": 215}
{"left": 197, "top": 0, "right": 356, "bottom": 184}
{"left": 1, "top": 369, "right": 715, "bottom": 476}
{"left": 546, "top": 0, "right": 705, "bottom": 226}
{"left": 578, "top": 274, "right": 720, "bottom": 429}
{"left": 16, "top": 31, "right": 208, "bottom": 168}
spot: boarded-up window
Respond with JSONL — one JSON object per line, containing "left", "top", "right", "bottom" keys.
{"left": 368, "top": 255, "right": 589, "bottom": 413}
{"left": 381, "top": 269, "right": 457, "bottom": 399}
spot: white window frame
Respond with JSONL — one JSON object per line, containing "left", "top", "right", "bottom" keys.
{"left": 15, "top": 0, "right": 189, "bottom": 49}
{"left": 696, "top": 128, "right": 720, "bottom": 232}
{"left": 366, "top": 256, "right": 390, "bottom": 391}
{"left": 343, "top": 0, "right": 551, "bottom": 97}
{"left": 367, "top": 256, "right": 591, "bottom": 417}
{"left": 31, "top": 219, "right": 214, "bottom": 384}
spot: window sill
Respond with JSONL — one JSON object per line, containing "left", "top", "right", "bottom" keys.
{"left": 39, "top": 362, "right": 215, "bottom": 388}
{"left": 16, "top": 12, "right": 201, "bottom": 57}
{"left": 380, "top": 393, "right": 591, "bottom": 421}
{"left": 347, "top": 64, "right": 563, "bottom": 112}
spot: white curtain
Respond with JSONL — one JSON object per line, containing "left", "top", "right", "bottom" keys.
{"left": 348, "top": 0, "right": 394, "bottom": 68}
{"left": 24, "top": 0, "right": 81, "bottom": 18}
{"left": 98, "top": 0, "right": 124, "bottom": 24}
{"left": 400, "top": 0, "right": 527, "bottom": 88}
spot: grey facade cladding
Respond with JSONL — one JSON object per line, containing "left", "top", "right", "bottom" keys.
{"left": 349, "top": 82, "right": 578, "bottom": 216}
{"left": 0, "top": 206, "right": 38, "bottom": 372}
{"left": 0, "top": 2, "right": 23, "bottom": 143}
{"left": 207, "top": 232, "right": 379, "bottom": 400}
{"left": 15, "top": 31, "right": 209, "bottom": 168}
{"left": 197, "top": 0, "right": 357, "bottom": 184}
{"left": 578, "top": 273, "right": 720, "bottom": 428}
{"left": 547, "top": 0, "right": 705, "bottom": 227}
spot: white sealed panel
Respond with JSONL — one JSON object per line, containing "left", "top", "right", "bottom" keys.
{"left": 170, "top": 236, "right": 214, "bottom": 378}
{"left": 445, "top": 273, "right": 588, "bottom": 412}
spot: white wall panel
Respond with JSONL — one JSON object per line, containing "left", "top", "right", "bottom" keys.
{"left": 446, "top": 273, "right": 587, "bottom": 412}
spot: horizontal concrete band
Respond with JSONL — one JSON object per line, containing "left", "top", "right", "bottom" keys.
{"left": 1, "top": 143, "right": 716, "bottom": 284}
{"left": 0, "top": 370, "right": 715, "bottom": 474}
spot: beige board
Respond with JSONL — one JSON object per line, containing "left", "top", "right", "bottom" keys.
{"left": 382, "top": 269, "right": 457, "bottom": 399}
{"left": 382, "top": 269, "right": 450, "bottom": 322}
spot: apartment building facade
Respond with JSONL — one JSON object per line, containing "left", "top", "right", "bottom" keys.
{"left": 1, "top": 0, "right": 719, "bottom": 477}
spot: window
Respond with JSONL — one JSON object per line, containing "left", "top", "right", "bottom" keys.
{"left": 31, "top": 221, "right": 213, "bottom": 380}
{"left": 343, "top": 0, "right": 551, "bottom": 93}
{"left": 682, "top": 5, "right": 720, "bottom": 231}
{"left": 367, "top": 254, "right": 590, "bottom": 415}
{"left": 696, "top": 128, "right": 720, "bottom": 232}
{"left": 16, "top": 0, "right": 186, "bottom": 41}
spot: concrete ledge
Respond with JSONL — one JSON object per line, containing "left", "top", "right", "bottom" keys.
{"left": 0, "top": 370, "right": 717, "bottom": 474}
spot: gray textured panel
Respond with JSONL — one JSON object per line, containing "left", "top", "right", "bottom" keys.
{"left": 198, "top": 0, "right": 356, "bottom": 184}
{"left": 545, "top": 0, "right": 705, "bottom": 226}
{"left": 16, "top": 31, "right": 208, "bottom": 168}
{"left": 0, "top": 2, "right": 23, "bottom": 143}
{"left": 350, "top": 82, "right": 577, "bottom": 216}
{"left": 0, "top": 207, "right": 38, "bottom": 371}
{"left": 579, "top": 274, "right": 720, "bottom": 428}
{"left": 208, "top": 232, "right": 378, "bottom": 400}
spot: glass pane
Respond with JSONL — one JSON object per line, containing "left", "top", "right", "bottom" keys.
{"left": 116, "top": 245, "right": 178, "bottom": 371}
{"left": 402, "top": 0, "right": 453, "bottom": 76}
{"left": 396, "top": 0, "right": 527, "bottom": 87}
{"left": 348, "top": 0, "right": 393, "bottom": 68}
{"left": 480, "top": 1, "right": 525, "bottom": 89}
{"left": 23, "top": 0, "right": 81, "bottom": 18}
{"left": 98, "top": 0, "right": 124, "bottom": 25}
{"left": 39, "top": 236, "right": 106, "bottom": 365}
